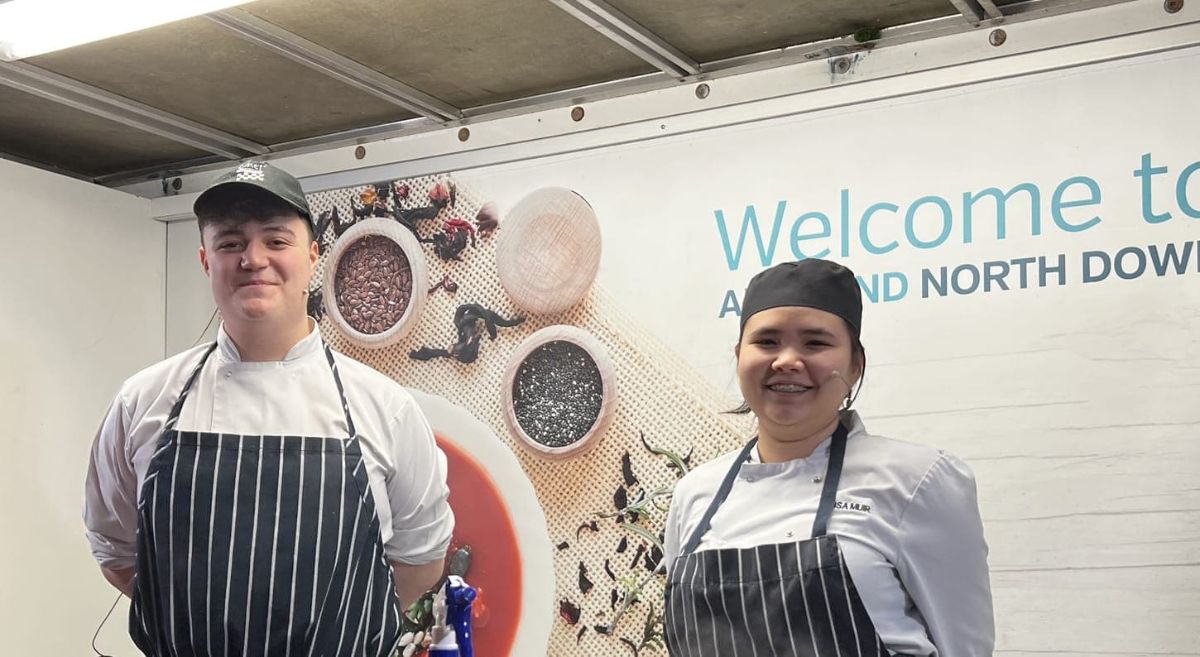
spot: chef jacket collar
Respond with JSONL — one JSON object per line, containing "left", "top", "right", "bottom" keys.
{"left": 744, "top": 436, "right": 832, "bottom": 477}
{"left": 216, "top": 317, "right": 322, "bottom": 364}
{"left": 742, "top": 410, "right": 865, "bottom": 473}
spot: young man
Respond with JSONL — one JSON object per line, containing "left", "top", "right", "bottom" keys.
{"left": 83, "top": 161, "right": 453, "bottom": 657}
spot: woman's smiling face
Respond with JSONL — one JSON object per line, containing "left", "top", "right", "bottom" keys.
{"left": 736, "top": 305, "right": 860, "bottom": 443}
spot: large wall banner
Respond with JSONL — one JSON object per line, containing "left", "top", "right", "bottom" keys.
{"left": 290, "top": 46, "right": 1199, "bottom": 656}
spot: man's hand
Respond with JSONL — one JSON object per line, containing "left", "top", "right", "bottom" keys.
{"left": 390, "top": 559, "right": 445, "bottom": 610}
{"left": 101, "top": 566, "right": 135, "bottom": 598}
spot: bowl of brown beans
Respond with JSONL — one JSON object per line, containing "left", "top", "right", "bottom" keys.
{"left": 322, "top": 218, "right": 429, "bottom": 348}
{"left": 501, "top": 325, "right": 618, "bottom": 461}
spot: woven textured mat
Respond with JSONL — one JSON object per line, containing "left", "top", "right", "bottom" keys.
{"left": 307, "top": 174, "right": 753, "bottom": 657}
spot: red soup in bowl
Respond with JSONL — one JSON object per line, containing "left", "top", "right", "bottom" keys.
{"left": 436, "top": 433, "right": 522, "bottom": 656}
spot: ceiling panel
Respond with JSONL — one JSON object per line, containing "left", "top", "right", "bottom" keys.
{"left": 25, "top": 16, "right": 417, "bottom": 145}
{"left": 0, "top": 0, "right": 1119, "bottom": 183}
{"left": 608, "top": 0, "right": 959, "bottom": 62}
{"left": 0, "top": 85, "right": 211, "bottom": 178}
{"left": 243, "top": 0, "right": 657, "bottom": 108}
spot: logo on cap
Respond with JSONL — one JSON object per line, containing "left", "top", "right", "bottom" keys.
{"left": 234, "top": 161, "right": 267, "bottom": 182}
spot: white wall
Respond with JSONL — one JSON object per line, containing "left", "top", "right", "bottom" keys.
{"left": 165, "top": 220, "right": 217, "bottom": 356}
{"left": 0, "top": 158, "right": 160, "bottom": 656}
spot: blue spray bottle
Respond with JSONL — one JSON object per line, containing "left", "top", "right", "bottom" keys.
{"left": 428, "top": 575, "right": 476, "bottom": 657}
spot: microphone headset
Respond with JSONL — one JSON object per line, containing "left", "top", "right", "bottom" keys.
{"left": 91, "top": 592, "right": 121, "bottom": 657}
{"left": 829, "top": 369, "right": 856, "bottom": 409}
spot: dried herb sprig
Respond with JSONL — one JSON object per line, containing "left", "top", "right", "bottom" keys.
{"left": 596, "top": 486, "right": 673, "bottom": 522}
{"left": 639, "top": 431, "right": 693, "bottom": 477}
{"left": 617, "top": 523, "right": 664, "bottom": 555}
{"left": 605, "top": 562, "right": 666, "bottom": 633}
{"left": 638, "top": 606, "right": 667, "bottom": 653}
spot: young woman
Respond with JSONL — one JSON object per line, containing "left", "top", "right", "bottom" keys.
{"left": 664, "top": 258, "right": 994, "bottom": 657}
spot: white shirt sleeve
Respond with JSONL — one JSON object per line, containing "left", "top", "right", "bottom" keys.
{"left": 382, "top": 397, "right": 454, "bottom": 565}
{"left": 894, "top": 452, "right": 995, "bottom": 657}
{"left": 82, "top": 393, "right": 140, "bottom": 570}
{"left": 663, "top": 482, "right": 686, "bottom": 575}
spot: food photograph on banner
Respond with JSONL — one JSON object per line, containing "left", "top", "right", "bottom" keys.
{"left": 301, "top": 173, "right": 744, "bottom": 657}
{"left": 4, "top": 1, "right": 1199, "bottom": 657}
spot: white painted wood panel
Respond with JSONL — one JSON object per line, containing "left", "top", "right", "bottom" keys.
{"left": 0, "top": 158, "right": 159, "bottom": 657}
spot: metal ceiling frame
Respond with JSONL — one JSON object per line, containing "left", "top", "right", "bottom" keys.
{"left": 545, "top": 0, "right": 701, "bottom": 77}
{"left": 93, "top": 0, "right": 1146, "bottom": 188}
{"left": 1, "top": 0, "right": 1148, "bottom": 185}
{"left": 206, "top": 9, "right": 461, "bottom": 122}
{"left": 127, "top": 2, "right": 1197, "bottom": 216}
{"left": 102, "top": 0, "right": 1175, "bottom": 196}
{"left": 0, "top": 60, "right": 268, "bottom": 161}
{"left": 0, "top": 148, "right": 93, "bottom": 182}
{"left": 950, "top": 0, "right": 1007, "bottom": 25}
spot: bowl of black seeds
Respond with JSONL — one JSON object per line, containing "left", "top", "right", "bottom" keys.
{"left": 502, "top": 325, "right": 617, "bottom": 460}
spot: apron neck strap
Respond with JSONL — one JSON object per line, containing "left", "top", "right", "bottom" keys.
{"left": 681, "top": 438, "right": 759, "bottom": 556}
{"left": 321, "top": 341, "right": 357, "bottom": 438}
{"left": 811, "top": 421, "right": 850, "bottom": 538}
{"left": 163, "top": 342, "right": 219, "bottom": 433}
{"left": 680, "top": 420, "right": 851, "bottom": 556}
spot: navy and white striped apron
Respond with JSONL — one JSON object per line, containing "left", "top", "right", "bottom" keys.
{"left": 665, "top": 423, "right": 916, "bottom": 657}
{"left": 129, "top": 341, "right": 403, "bottom": 657}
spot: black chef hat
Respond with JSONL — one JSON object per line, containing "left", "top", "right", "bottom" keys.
{"left": 740, "top": 259, "right": 862, "bottom": 337}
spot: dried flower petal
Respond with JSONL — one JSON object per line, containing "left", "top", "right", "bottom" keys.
{"left": 645, "top": 544, "right": 663, "bottom": 572}
{"left": 578, "top": 562, "right": 594, "bottom": 594}
{"left": 621, "top": 451, "right": 637, "bottom": 487}
{"left": 576, "top": 520, "right": 599, "bottom": 539}
{"left": 559, "top": 599, "right": 581, "bottom": 625}
{"left": 429, "top": 181, "right": 451, "bottom": 205}
{"left": 630, "top": 544, "right": 646, "bottom": 570}
{"left": 475, "top": 202, "right": 499, "bottom": 234}
{"left": 614, "top": 486, "right": 628, "bottom": 512}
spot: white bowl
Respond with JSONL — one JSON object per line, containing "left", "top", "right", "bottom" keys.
{"left": 405, "top": 388, "right": 554, "bottom": 656}
{"left": 501, "top": 325, "right": 618, "bottom": 461}
{"left": 496, "top": 188, "right": 601, "bottom": 314}
{"left": 323, "top": 218, "right": 428, "bottom": 349}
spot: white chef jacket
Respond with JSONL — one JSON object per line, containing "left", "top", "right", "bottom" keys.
{"left": 664, "top": 411, "right": 994, "bottom": 657}
{"left": 84, "top": 322, "right": 454, "bottom": 571}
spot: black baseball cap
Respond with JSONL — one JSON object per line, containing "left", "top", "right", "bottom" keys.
{"left": 194, "top": 161, "right": 312, "bottom": 227}
{"left": 740, "top": 259, "right": 863, "bottom": 337}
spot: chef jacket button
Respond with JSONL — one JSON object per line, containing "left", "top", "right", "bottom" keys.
{"left": 812, "top": 475, "right": 823, "bottom": 483}
{"left": 744, "top": 476, "right": 756, "bottom": 482}
{"left": 224, "top": 372, "right": 232, "bottom": 378}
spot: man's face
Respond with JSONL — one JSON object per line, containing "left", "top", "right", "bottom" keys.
{"left": 199, "top": 213, "right": 318, "bottom": 328}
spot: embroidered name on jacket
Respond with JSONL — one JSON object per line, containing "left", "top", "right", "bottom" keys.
{"left": 834, "top": 499, "right": 872, "bottom": 513}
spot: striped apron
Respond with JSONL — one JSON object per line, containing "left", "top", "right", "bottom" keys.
{"left": 665, "top": 422, "right": 915, "bottom": 657}
{"left": 129, "top": 341, "right": 403, "bottom": 657}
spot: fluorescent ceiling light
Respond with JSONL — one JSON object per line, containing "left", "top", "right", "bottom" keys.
{"left": 0, "top": 0, "right": 257, "bottom": 62}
